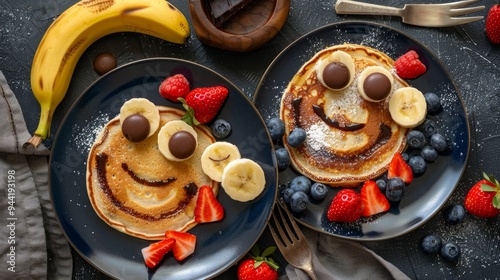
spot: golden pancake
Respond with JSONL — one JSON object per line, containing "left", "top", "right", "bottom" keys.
{"left": 87, "top": 106, "right": 217, "bottom": 240}
{"left": 280, "top": 44, "right": 409, "bottom": 186}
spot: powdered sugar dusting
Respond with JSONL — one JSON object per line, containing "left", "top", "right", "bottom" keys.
{"left": 72, "top": 112, "right": 112, "bottom": 154}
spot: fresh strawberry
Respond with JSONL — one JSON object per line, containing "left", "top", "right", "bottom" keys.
{"left": 159, "top": 74, "right": 190, "bottom": 102}
{"left": 360, "top": 180, "right": 390, "bottom": 217}
{"left": 237, "top": 245, "right": 279, "bottom": 280}
{"left": 486, "top": 2, "right": 500, "bottom": 44}
{"left": 394, "top": 50, "right": 427, "bottom": 79}
{"left": 388, "top": 152, "right": 413, "bottom": 183}
{"left": 464, "top": 173, "right": 500, "bottom": 218}
{"left": 194, "top": 185, "right": 224, "bottom": 223}
{"left": 179, "top": 85, "right": 229, "bottom": 125}
{"left": 141, "top": 238, "right": 175, "bottom": 268}
{"left": 165, "top": 230, "right": 197, "bottom": 261}
{"left": 327, "top": 189, "right": 363, "bottom": 222}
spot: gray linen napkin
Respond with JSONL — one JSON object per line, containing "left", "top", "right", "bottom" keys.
{"left": 0, "top": 70, "right": 72, "bottom": 279}
{"left": 281, "top": 227, "right": 411, "bottom": 280}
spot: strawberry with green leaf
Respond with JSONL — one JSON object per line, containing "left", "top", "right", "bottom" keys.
{"left": 237, "top": 245, "right": 279, "bottom": 280}
{"left": 464, "top": 172, "right": 500, "bottom": 218}
{"left": 179, "top": 85, "right": 229, "bottom": 125}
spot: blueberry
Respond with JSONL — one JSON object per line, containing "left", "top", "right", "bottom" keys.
{"left": 266, "top": 117, "right": 285, "bottom": 142}
{"left": 430, "top": 133, "right": 449, "bottom": 152}
{"left": 401, "top": 152, "right": 409, "bottom": 162}
{"left": 386, "top": 177, "right": 405, "bottom": 202}
{"left": 409, "top": 155, "right": 426, "bottom": 175}
{"left": 275, "top": 147, "right": 291, "bottom": 171}
{"left": 424, "top": 92, "right": 442, "bottom": 114}
{"left": 417, "top": 119, "right": 438, "bottom": 139}
{"left": 420, "top": 145, "right": 438, "bottom": 162}
{"left": 290, "top": 191, "right": 308, "bottom": 213}
{"left": 287, "top": 127, "right": 306, "bottom": 147}
{"left": 310, "top": 182, "right": 328, "bottom": 201}
{"left": 406, "top": 130, "right": 426, "bottom": 149}
{"left": 444, "top": 204, "right": 466, "bottom": 225}
{"left": 211, "top": 119, "right": 231, "bottom": 138}
{"left": 289, "top": 176, "right": 312, "bottom": 194}
{"left": 376, "top": 178, "right": 387, "bottom": 193}
{"left": 421, "top": 234, "right": 442, "bottom": 254}
{"left": 283, "top": 188, "right": 295, "bottom": 203}
{"left": 440, "top": 242, "right": 461, "bottom": 262}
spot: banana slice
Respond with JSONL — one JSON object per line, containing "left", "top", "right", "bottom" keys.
{"left": 315, "top": 50, "right": 355, "bottom": 91}
{"left": 201, "top": 142, "right": 241, "bottom": 182}
{"left": 158, "top": 120, "right": 198, "bottom": 161}
{"left": 358, "top": 66, "right": 394, "bottom": 102}
{"left": 120, "top": 98, "right": 160, "bottom": 141}
{"left": 221, "top": 158, "right": 266, "bottom": 202}
{"left": 388, "top": 87, "right": 427, "bottom": 128}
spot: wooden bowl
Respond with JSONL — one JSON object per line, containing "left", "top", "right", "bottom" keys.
{"left": 188, "top": 0, "right": 291, "bottom": 52}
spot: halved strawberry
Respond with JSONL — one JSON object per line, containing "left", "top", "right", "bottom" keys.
{"left": 194, "top": 185, "right": 224, "bottom": 223}
{"left": 360, "top": 180, "right": 390, "bottom": 217}
{"left": 165, "top": 230, "right": 197, "bottom": 261}
{"left": 141, "top": 238, "right": 175, "bottom": 268}
{"left": 388, "top": 152, "right": 413, "bottom": 183}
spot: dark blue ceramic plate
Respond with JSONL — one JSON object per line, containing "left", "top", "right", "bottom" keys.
{"left": 49, "top": 58, "right": 277, "bottom": 279}
{"left": 253, "top": 21, "right": 470, "bottom": 241}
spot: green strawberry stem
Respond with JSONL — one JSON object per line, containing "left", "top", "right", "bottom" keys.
{"left": 481, "top": 172, "right": 500, "bottom": 209}
{"left": 248, "top": 244, "right": 280, "bottom": 271}
{"left": 178, "top": 97, "right": 200, "bottom": 126}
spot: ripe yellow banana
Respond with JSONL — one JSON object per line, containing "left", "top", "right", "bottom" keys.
{"left": 26, "top": 0, "right": 190, "bottom": 147}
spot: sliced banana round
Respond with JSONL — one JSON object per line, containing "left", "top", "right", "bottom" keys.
{"left": 389, "top": 87, "right": 427, "bottom": 128}
{"left": 201, "top": 141, "right": 241, "bottom": 182}
{"left": 158, "top": 120, "right": 198, "bottom": 161}
{"left": 120, "top": 98, "right": 160, "bottom": 140}
{"left": 315, "top": 50, "right": 355, "bottom": 91}
{"left": 221, "top": 158, "right": 266, "bottom": 202}
{"left": 357, "top": 66, "right": 394, "bottom": 102}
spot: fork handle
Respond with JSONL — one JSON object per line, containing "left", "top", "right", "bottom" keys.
{"left": 335, "top": 0, "right": 402, "bottom": 17}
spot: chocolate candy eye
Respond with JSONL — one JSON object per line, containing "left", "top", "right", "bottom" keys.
{"left": 168, "top": 131, "right": 197, "bottom": 160}
{"left": 315, "top": 50, "right": 355, "bottom": 91}
{"left": 357, "top": 66, "right": 394, "bottom": 102}
{"left": 121, "top": 114, "right": 151, "bottom": 142}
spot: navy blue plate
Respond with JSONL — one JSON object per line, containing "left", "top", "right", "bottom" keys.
{"left": 49, "top": 58, "right": 277, "bottom": 279}
{"left": 253, "top": 21, "right": 470, "bottom": 241}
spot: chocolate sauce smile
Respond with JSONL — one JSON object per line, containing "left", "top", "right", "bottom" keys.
{"left": 96, "top": 153, "right": 195, "bottom": 221}
{"left": 312, "top": 104, "right": 365, "bottom": 131}
{"left": 121, "top": 162, "right": 176, "bottom": 186}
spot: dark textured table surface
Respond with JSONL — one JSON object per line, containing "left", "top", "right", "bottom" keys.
{"left": 1, "top": 0, "right": 499, "bottom": 279}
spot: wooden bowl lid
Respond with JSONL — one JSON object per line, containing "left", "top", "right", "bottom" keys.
{"left": 189, "top": 0, "right": 291, "bottom": 52}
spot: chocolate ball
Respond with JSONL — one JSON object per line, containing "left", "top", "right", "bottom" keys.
{"left": 168, "top": 131, "right": 196, "bottom": 159}
{"left": 93, "top": 52, "right": 117, "bottom": 75}
{"left": 322, "top": 62, "right": 350, "bottom": 89}
{"left": 363, "top": 73, "right": 392, "bottom": 101}
{"left": 121, "top": 114, "right": 150, "bottom": 142}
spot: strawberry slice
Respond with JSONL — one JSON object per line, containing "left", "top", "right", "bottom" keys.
{"left": 387, "top": 152, "right": 413, "bottom": 183}
{"left": 194, "top": 185, "right": 224, "bottom": 223}
{"left": 165, "top": 230, "right": 197, "bottom": 261}
{"left": 141, "top": 238, "right": 175, "bottom": 268}
{"left": 360, "top": 180, "right": 390, "bottom": 217}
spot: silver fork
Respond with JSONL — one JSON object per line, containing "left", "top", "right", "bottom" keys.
{"left": 269, "top": 199, "right": 319, "bottom": 280}
{"left": 335, "top": 0, "right": 485, "bottom": 27}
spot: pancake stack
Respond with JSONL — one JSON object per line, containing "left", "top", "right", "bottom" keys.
{"left": 87, "top": 106, "right": 217, "bottom": 240}
{"left": 280, "top": 44, "right": 409, "bottom": 186}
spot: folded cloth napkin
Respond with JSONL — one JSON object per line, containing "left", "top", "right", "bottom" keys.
{"left": 0, "top": 70, "right": 72, "bottom": 279}
{"left": 281, "top": 227, "right": 411, "bottom": 280}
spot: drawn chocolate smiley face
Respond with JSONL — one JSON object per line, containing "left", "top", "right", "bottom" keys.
{"left": 87, "top": 108, "right": 216, "bottom": 228}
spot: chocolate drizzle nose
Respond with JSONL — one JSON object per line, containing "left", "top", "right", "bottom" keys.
{"left": 312, "top": 105, "right": 365, "bottom": 131}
